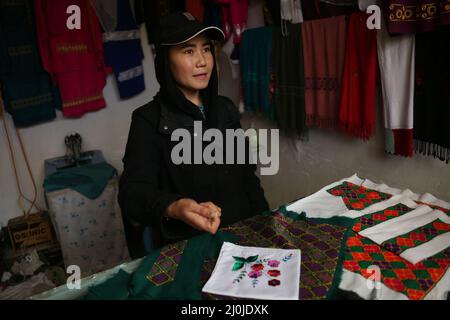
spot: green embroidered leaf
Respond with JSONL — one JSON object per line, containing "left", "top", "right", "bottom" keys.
{"left": 232, "top": 262, "right": 245, "bottom": 271}
{"left": 245, "top": 255, "right": 259, "bottom": 263}
{"left": 232, "top": 256, "right": 246, "bottom": 263}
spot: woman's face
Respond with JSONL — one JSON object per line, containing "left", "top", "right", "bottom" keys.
{"left": 169, "top": 34, "right": 214, "bottom": 95}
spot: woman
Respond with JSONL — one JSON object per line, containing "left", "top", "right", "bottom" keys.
{"left": 118, "top": 12, "right": 269, "bottom": 246}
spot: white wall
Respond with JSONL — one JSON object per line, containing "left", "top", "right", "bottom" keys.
{"left": 0, "top": 26, "right": 158, "bottom": 226}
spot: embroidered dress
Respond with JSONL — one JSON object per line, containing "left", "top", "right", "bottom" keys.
{"left": 34, "top": 0, "right": 108, "bottom": 118}
{"left": 100, "top": 0, "right": 145, "bottom": 99}
{"left": 202, "top": 242, "right": 301, "bottom": 300}
{"left": 0, "top": 0, "right": 59, "bottom": 127}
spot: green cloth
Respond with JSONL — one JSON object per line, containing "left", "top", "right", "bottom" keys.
{"left": 129, "top": 232, "right": 238, "bottom": 300}
{"left": 83, "top": 269, "right": 132, "bottom": 300}
{"left": 240, "top": 27, "right": 274, "bottom": 120}
{"left": 43, "top": 162, "right": 117, "bottom": 199}
{"left": 272, "top": 24, "right": 307, "bottom": 138}
{"left": 0, "top": 0, "right": 60, "bottom": 127}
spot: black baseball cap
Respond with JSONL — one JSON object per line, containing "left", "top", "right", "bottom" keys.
{"left": 158, "top": 12, "right": 225, "bottom": 46}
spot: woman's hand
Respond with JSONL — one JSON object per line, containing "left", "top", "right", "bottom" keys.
{"left": 166, "top": 199, "right": 222, "bottom": 234}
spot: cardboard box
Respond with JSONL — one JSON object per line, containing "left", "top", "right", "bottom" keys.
{"left": 7, "top": 212, "right": 55, "bottom": 251}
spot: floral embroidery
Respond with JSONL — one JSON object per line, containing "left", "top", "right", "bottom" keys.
{"left": 248, "top": 270, "right": 263, "bottom": 278}
{"left": 268, "top": 260, "right": 280, "bottom": 268}
{"left": 268, "top": 279, "right": 280, "bottom": 287}
{"left": 268, "top": 270, "right": 281, "bottom": 277}
{"left": 232, "top": 254, "right": 293, "bottom": 288}
{"left": 251, "top": 264, "right": 264, "bottom": 272}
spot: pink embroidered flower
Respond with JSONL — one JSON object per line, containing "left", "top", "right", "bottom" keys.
{"left": 268, "top": 270, "right": 281, "bottom": 277}
{"left": 251, "top": 264, "right": 264, "bottom": 272}
{"left": 268, "top": 279, "right": 280, "bottom": 287}
{"left": 267, "top": 260, "right": 280, "bottom": 268}
{"left": 248, "top": 271, "right": 262, "bottom": 278}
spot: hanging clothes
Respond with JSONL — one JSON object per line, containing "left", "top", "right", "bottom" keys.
{"left": 97, "top": 0, "right": 145, "bottom": 99}
{"left": 385, "top": 0, "right": 450, "bottom": 34}
{"left": 272, "top": 24, "right": 307, "bottom": 138}
{"left": 338, "top": 12, "right": 378, "bottom": 140}
{"left": 240, "top": 27, "right": 273, "bottom": 119}
{"left": 301, "top": 0, "right": 358, "bottom": 20}
{"left": 186, "top": 0, "right": 205, "bottom": 22}
{"left": 34, "top": 0, "right": 108, "bottom": 118}
{"left": 263, "top": 0, "right": 282, "bottom": 26}
{"left": 0, "top": 0, "right": 59, "bottom": 127}
{"left": 414, "top": 29, "right": 450, "bottom": 163}
{"left": 280, "top": 0, "right": 304, "bottom": 24}
{"left": 377, "top": 20, "right": 415, "bottom": 157}
{"left": 301, "top": 16, "right": 346, "bottom": 130}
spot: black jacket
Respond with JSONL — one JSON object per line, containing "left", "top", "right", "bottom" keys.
{"left": 118, "top": 94, "right": 269, "bottom": 245}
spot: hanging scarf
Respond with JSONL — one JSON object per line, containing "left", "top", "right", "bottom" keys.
{"left": 301, "top": 16, "right": 346, "bottom": 130}
{"left": 338, "top": 12, "right": 378, "bottom": 140}
{"left": 377, "top": 20, "right": 415, "bottom": 157}
{"left": 240, "top": 27, "right": 274, "bottom": 120}
{"left": 272, "top": 24, "right": 307, "bottom": 138}
{"left": 414, "top": 29, "right": 450, "bottom": 163}
{"left": 385, "top": 0, "right": 450, "bottom": 34}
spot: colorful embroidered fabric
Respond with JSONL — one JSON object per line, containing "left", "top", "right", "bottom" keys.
{"left": 352, "top": 203, "right": 414, "bottom": 232}
{"left": 416, "top": 202, "right": 450, "bottom": 215}
{"left": 343, "top": 230, "right": 450, "bottom": 300}
{"left": 327, "top": 181, "right": 392, "bottom": 210}
{"left": 385, "top": 0, "right": 450, "bottom": 34}
{"left": 380, "top": 220, "right": 450, "bottom": 256}
{"left": 198, "top": 212, "right": 347, "bottom": 300}
{"left": 146, "top": 240, "right": 187, "bottom": 286}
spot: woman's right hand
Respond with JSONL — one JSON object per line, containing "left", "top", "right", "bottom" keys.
{"left": 165, "top": 198, "right": 221, "bottom": 234}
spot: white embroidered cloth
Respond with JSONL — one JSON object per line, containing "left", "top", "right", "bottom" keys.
{"left": 202, "top": 242, "right": 301, "bottom": 300}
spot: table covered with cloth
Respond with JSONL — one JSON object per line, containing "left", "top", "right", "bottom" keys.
{"left": 81, "top": 210, "right": 348, "bottom": 300}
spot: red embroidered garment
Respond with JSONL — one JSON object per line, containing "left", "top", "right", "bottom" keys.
{"left": 34, "top": 0, "right": 107, "bottom": 117}
{"left": 301, "top": 16, "right": 347, "bottom": 129}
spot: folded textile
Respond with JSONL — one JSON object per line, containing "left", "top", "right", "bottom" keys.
{"left": 202, "top": 242, "right": 301, "bottom": 300}
{"left": 358, "top": 205, "right": 450, "bottom": 264}
{"left": 286, "top": 174, "right": 404, "bottom": 219}
{"left": 43, "top": 162, "right": 117, "bottom": 199}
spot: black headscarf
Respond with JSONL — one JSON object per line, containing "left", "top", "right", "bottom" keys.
{"left": 153, "top": 40, "right": 220, "bottom": 129}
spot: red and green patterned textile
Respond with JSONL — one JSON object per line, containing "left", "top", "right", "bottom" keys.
{"left": 352, "top": 203, "right": 414, "bottom": 232}
{"left": 380, "top": 220, "right": 450, "bottom": 256}
{"left": 343, "top": 229, "right": 449, "bottom": 300}
{"left": 327, "top": 181, "right": 392, "bottom": 210}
